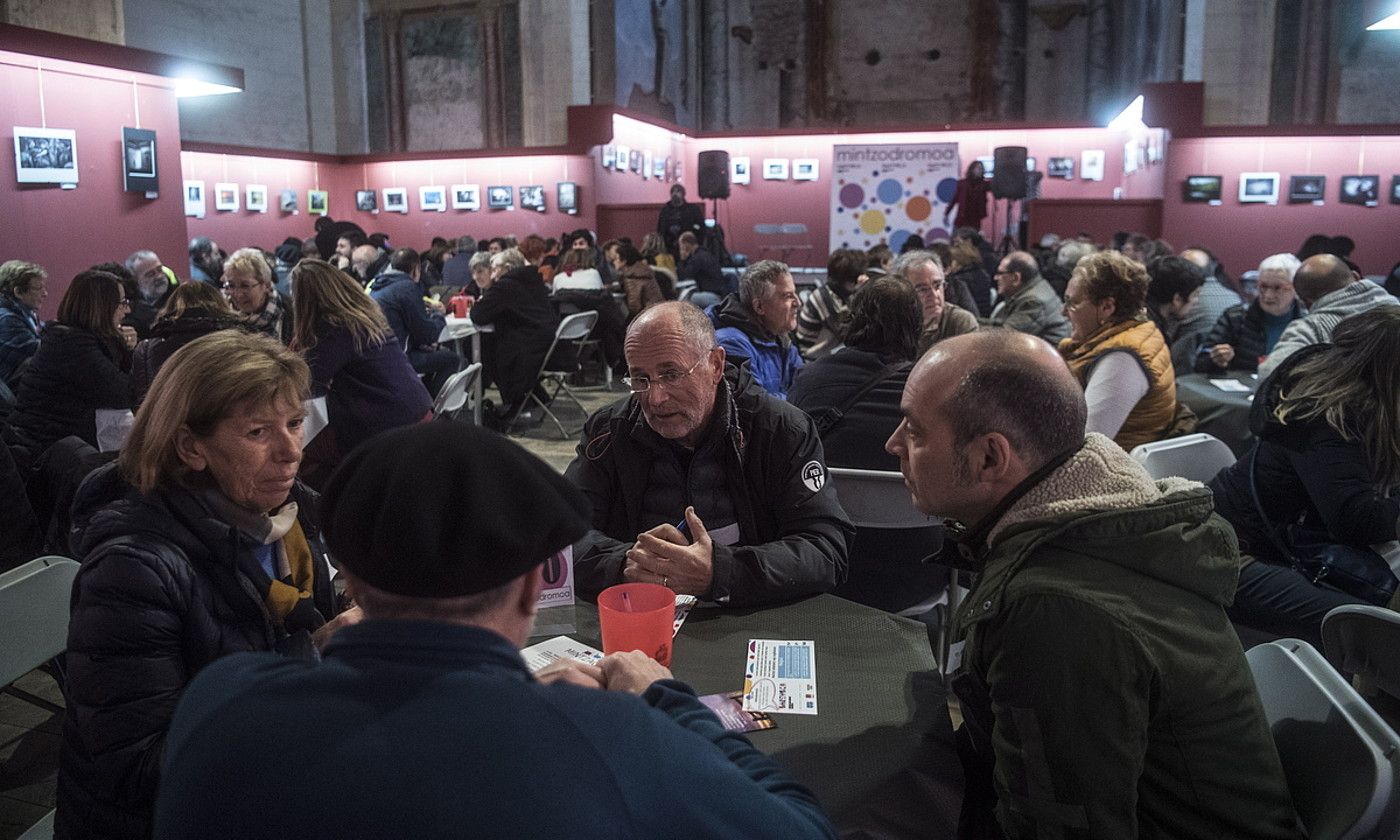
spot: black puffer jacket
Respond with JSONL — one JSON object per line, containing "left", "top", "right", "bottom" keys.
{"left": 949, "top": 264, "right": 994, "bottom": 317}
{"left": 469, "top": 265, "right": 559, "bottom": 407}
{"left": 130, "top": 313, "right": 246, "bottom": 405}
{"left": 566, "top": 364, "right": 853, "bottom": 606}
{"left": 55, "top": 464, "right": 336, "bottom": 840}
{"left": 1209, "top": 343, "right": 1400, "bottom": 563}
{"left": 1192, "top": 300, "right": 1303, "bottom": 374}
{"left": 6, "top": 324, "right": 130, "bottom": 468}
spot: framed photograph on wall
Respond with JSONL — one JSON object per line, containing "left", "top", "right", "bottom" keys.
{"left": 652, "top": 155, "right": 666, "bottom": 179}
{"left": 14, "top": 126, "right": 77, "bottom": 184}
{"left": 793, "top": 159, "right": 819, "bottom": 180}
{"left": 1047, "top": 156, "right": 1074, "bottom": 179}
{"left": 763, "top": 158, "right": 789, "bottom": 180}
{"left": 1080, "top": 149, "right": 1104, "bottom": 181}
{"left": 731, "top": 156, "right": 751, "bottom": 185}
{"left": 214, "top": 182, "right": 239, "bottom": 212}
{"left": 487, "top": 185, "right": 513, "bottom": 209}
{"left": 420, "top": 186, "right": 446, "bottom": 212}
{"left": 629, "top": 149, "right": 642, "bottom": 173}
{"left": 383, "top": 187, "right": 408, "bottom": 213}
{"left": 1182, "top": 175, "right": 1223, "bottom": 203}
{"left": 183, "top": 180, "right": 205, "bottom": 218}
{"left": 520, "top": 185, "right": 545, "bottom": 212}
{"left": 308, "top": 190, "right": 328, "bottom": 215}
{"left": 452, "top": 184, "right": 480, "bottom": 210}
{"left": 121, "top": 127, "right": 157, "bottom": 193}
{"left": 642, "top": 150, "right": 653, "bottom": 180}
{"left": 614, "top": 145, "right": 630, "bottom": 171}
{"left": 279, "top": 189, "right": 298, "bottom": 213}
{"left": 557, "top": 181, "right": 578, "bottom": 214}
{"left": 356, "top": 189, "right": 378, "bottom": 212}
{"left": 1340, "top": 175, "right": 1380, "bottom": 206}
{"left": 601, "top": 145, "right": 616, "bottom": 168}
{"left": 1287, "top": 175, "right": 1325, "bottom": 204}
{"left": 976, "top": 155, "right": 996, "bottom": 178}
{"left": 246, "top": 184, "right": 268, "bottom": 213}
{"left": 1238, "top": 172, "right": 1279, "bottom": 204}
{"left": 1391, "top": 175, "right": 1400, "bottom": 205}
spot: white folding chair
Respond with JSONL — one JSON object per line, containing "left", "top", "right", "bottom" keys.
{"left": 0, "top": 555, "right": 79, "bottom": 840}
{"left": 1323, "top": 604, "right": 1400, "bottom": 701}
{"left": 1247, "top": 638, "right": 1400, "bottom": 840}
{"left": 828, "top": 467, "right": 960, "bottom": 668}
{"left": 509, "top": 311, "right": 599, "bottom": 438}
{"left": 431, "top": 362, "right": 482, "bottom": 423}
{"left": 1129, "top": 432, "right": 1237, "bottom": 483}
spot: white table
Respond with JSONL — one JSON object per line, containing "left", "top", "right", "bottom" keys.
{"left": 438, "top": 316, "right": 494, "bottom": 425}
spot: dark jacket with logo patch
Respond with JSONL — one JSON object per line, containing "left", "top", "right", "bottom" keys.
{"left": 566, "top": 364, "right": 853, "bottom": 606}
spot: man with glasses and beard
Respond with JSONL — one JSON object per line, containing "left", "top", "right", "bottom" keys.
{"left": 566, "top": 302, "right": 852, "bottom": 607}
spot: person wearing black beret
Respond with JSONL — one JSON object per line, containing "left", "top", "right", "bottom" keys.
{"left": 152, "top": 422, "right": 837, "bottom": 840}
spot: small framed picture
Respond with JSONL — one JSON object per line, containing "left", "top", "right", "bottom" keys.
{"left": 652, "top": 155, "right": 666, "bottom": 179}
{"left": 664, "top": 156, "right": 675, "bottom": 181}
{"left": 1391, "top": 175, "right": 1400, "bottom": 205}
{"left": 1047, "top": 156, "right": 1074, "bottom": 179}
{"left": 14, "top": 126, "right": 77, "bottom": 184}
{"left": 642, "top": 150, "right": 653, "bottom": 180}
{"left": 557, "top": 181, "right": 578, "bottom": 214}
{"left": 246, "top": 184, "right": 267, "bottom": 213}
{"left": 629, "top": 149, "right": 642, "bottom": 173}
{"left": 308, "top": 190, "right": 328, "bottom": 215}
{"left": 383, "top": 187, "right": 408, "bottom": 213}
{"left": 1238, "top": 172, "right": 1279, "bottom": 204}
{"left": 520, "top": 185, "right": 545, "bottom": 212}
{"left": 1340, "top": 175, "right": 1379, "bottom": 206}
{"left": 731, "top": 156, "right": 751, "bottom": 185}
{"left": 614, "top": 145, "right": 630, "bottom": 171}
{"left": 279, "top": 189, "right": 298, "bottom": 213}
{"left": 977, "top": 155, "right": 996, "bottom": 178}
{"left": 122, "top": 127, "right": 157, "bottom": 193}
{"left": 420, "top": 185, "right": 446, "bottom": 212}
{"left": 793, "top": 158, "right": 819, "bottom": 180}
{"left": 1081, "top": 149, "right": 1105, "bottom": 181}
{"left": 214, "top": 182, "right": 239, "bottom": 212}
{"left": 487, "top": 185, "right": 513, "bottom": 209}
{"left": 183, "top": 180, "right": 205, "bottom": 218}
{"left": 1287, "top": 175, "right": 1325, "bottom": 204}
{"left": 1182, "top": 175, "right": 1223, "bottom": 203}
{"left": 601, "top": 145, "right": 616, "bottom": 168}
{"left": 452, "top": 184, "right": 480, "bottom": 210}
{"left": 762, "top": 158, "right": 789, "bottom": 180}
{"left": 355, "top": 189, "right": 378, "bottom": 212}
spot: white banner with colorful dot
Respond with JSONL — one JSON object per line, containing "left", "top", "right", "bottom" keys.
{"left": 830, "top": 143, "right": 961, "bottom": 253}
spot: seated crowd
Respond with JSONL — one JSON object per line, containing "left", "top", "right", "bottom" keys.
{"left": 2, "top": 218, "right": 1398, "bottom": 840}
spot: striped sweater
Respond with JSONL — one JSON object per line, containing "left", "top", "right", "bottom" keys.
{"left": 1257, "top": 279, "right": 1398, "bottom": 381}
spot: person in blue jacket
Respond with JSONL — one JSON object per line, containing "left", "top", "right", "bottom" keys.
{"left": 369, "top": 247, "right": 458, "bottom": 397}
{"left": 152, "top": 422, "right": 837, "bottom": 840}
{"left": 709, "top": 259, "right": 803, "bottom": 399}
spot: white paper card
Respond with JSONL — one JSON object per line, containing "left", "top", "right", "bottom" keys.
{"left": 1210, "top": 378, "right": 1252, "bottom": 393}
{"left": 742, "top": 639, "right": 817, "bottom": 715}
{"left": 673, "top": 595, "right": 697, "bottom": 637}
{"left": 521, "top": 636, "right": 604, "bottom": 673}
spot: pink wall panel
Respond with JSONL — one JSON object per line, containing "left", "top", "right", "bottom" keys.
{"left": 0, "top": 53, "right": 189, "bottom": 319}
{"left": 686, "top": 127, "right": 1165, "bottom": 267}
{"left": 183, "top": 151, "right": 597, "bottom": 254}
{"left": 592, "top": 113, "right": 690, "bottom": 209}
{"left": 1162, "top": 136, "right": 1400, "bottom": 276}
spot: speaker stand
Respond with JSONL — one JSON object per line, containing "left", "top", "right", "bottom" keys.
{"left": 996, "top": 198, "right": 1018, "bottom": 257}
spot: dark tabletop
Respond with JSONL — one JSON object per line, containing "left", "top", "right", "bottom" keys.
{"left": 549, "top": 594, "right": 963, "bottom": 839}
{"left": 1176, "top": 371, "right": 1258, "bottom": 455}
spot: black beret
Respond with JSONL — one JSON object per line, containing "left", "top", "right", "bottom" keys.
{"left": 319, "top": 422, "right": 591, "bottom": 598}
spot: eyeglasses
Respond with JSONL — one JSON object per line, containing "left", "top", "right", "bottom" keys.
{"left": 911, "top": 280, "right": 945, "bottom": 296}
{"left": 622, "top": 354, "right": 710, "bottom": 394}
{"left": 221, "top": 282, "right": 262, "bottom": 292}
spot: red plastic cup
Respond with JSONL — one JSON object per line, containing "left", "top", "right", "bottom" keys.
{"left": 449, "top": 295, "right": 468, "bottom": 318}
{"left": 597, "top": 583, "right": 674, "bottom": 666}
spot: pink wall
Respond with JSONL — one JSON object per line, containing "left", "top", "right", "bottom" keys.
{"left": 0, "top": 52, "right": 189, "bottom": 319}
{"left": 1162, "top": 136, "right": 1400, "bottom": 276}
{"left": 184, "top": 151, "right": 597, "bottom": 254}
{"left": 687, "top": 127, "right": 1167, "bottom": 267}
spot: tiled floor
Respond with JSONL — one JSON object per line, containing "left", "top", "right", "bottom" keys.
{"left": 0, "top": 380, "right": 627, "bottom": 839}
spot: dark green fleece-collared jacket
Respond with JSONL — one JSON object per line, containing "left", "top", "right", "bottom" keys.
{"left": 952, "top": 433, "right": 1302, "bottom": 840}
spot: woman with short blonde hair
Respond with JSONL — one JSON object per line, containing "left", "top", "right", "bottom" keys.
{"left": 224, "top": 246, "right": 293, "bottom": 343}
{"left": 290, "top": 259, "right": 430, "bottom": 472}
{"left": 58, "top": 329, "right": 347, "bottom": 840}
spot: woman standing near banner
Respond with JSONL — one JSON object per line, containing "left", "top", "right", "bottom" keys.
{"left": 943, "top": 160, "right": 990, "bottom": 233}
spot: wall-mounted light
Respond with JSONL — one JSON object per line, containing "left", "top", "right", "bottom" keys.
{"left": 174, "top": 77, "right": 242, "bottom": 97}
{"left": 1367, "top": 11, "right": 1400, "bottom": 29}
{"left": 1106, "top": 94, "right": 1146, "bottom": 131}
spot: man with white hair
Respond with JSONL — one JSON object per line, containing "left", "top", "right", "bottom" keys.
{"left": 1258, "top": 253, "right": 1399, "bottom": 380}
{"left": 1193, "top": 253, "right": 1305, "bottom": 373}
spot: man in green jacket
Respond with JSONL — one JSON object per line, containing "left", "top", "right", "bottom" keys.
{"left": 886, "top": 330, "right": 1301, "bottom": 840}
